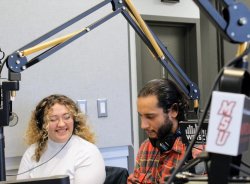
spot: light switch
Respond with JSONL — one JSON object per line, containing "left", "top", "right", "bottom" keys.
{"left": 77, "top": 100, "right": 87, "bottom": 115}
{"left": 97, "top": 99, "right": 108, "bottom": 117}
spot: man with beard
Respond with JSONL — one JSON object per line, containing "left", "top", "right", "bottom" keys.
{"left": 127, "top": 78, "right": 189, "bottom": 184}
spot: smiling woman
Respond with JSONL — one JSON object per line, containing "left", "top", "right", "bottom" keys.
{"left": 16, "top": 94, "right": 106, "bottom": 184}
{"left": 46, "top": 103, "right": 75, "bottom": 143}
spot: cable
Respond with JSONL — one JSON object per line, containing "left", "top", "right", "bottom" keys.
{"left": 7, "top": 135, "right": 72, "bottom": 177}
{"left": 241, "top": 161, "right": 250, "bottom": 169}
{"left": 192, "top": 146, "right": 205, "bottom": 151}
{"left": 166, "top": 46, "right": 250, "bottom": 184}
{"left": 230, "top": 163, "right": 250, "bottom": 176}
{"left": 0, "top": 48, "right": 6, "bottom": 75}
{"left": 0, "top": 48, "right": 5, "bottom": 60}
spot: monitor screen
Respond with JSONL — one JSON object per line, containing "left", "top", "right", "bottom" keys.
{"left": 0, "top": 175, "right": 70, "bottom": 184}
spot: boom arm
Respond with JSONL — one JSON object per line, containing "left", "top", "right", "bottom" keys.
{"left": 194, "top": 0, "right": 250, "bottom": 43}
{"left": 5, "top": 0, "right": 200, "bottom": 101}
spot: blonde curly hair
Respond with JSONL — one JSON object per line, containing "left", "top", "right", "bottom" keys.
{"left": 24, "top": 94, "right": 96, "bottom": 162}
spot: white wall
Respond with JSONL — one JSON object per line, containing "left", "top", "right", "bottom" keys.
{"left": 132, "top": 0, "right": 199, "bottom": 19}
{"left": 0, "top": 0, "right": 132, "bottom": 158}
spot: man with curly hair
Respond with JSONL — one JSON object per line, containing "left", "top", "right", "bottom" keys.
{"left": 127, "top": 79, "right": 189, "bottom": 184}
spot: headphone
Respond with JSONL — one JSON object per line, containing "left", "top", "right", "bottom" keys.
{"left": 151, "top": 129, "right": 181, "bottom": 153}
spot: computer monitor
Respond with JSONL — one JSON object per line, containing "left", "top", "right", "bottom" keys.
{"left": 0, "top": 175, "right": 70, "bottom": 184}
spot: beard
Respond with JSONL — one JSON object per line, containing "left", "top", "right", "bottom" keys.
{"left": 149, "top": 117, "right": 174, "bottom": 148}
{"left": 157, "top": 117, "right": 173, "bottom": 140}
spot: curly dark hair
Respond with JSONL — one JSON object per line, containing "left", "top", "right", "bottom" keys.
{"left": 138, "top": 79, "right": 189, "bottom": 121}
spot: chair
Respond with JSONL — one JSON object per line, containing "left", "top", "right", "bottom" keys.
{"left": 104, "top": 166, "right": 129, "bottom": 184}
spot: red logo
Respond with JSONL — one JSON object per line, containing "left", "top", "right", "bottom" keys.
{"left": 216, "top": 100, "right": 236, "bottom": 145}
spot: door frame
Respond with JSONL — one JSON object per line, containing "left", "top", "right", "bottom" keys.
{"left": 135, "top": 15, "right": 202, "bottom": 145}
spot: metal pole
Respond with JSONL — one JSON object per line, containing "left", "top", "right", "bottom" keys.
{"left": 0, "top": 127, "right": 6, "bottom": 181}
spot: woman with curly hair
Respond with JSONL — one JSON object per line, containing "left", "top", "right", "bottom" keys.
{"left": 17, "top": 94, "right": 106, "bottom": 184}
